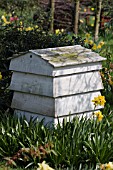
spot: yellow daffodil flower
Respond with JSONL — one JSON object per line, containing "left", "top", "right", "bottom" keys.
{"left": 97, "top": 44, "right": 102, "bottom": 49}
{"left": 0, "top": 72, "right": 2, "bottom": 80}
{"left": 61, "top": 28, "right": 64, "bottom": 32}
{"left": 35, "top": 25, "right": 38, "bottom": 29}
{"left": 84, "top": 38, "right": 89, "bottom": 43}
{"left": 37, "top": 161, "right": 54, "bottom": 170}
{"left": 55, "top": 29, "right": 60, "bottom": 34}
{"left": 92, "top": 44, "right": 97, "bottom": 50}
{"left": 89, "top": 40, "right": 94, "bottom": 45}
{"left": 91, "top": 24, "right": 94, "bottom": 27}
{"left": 25, "top": 27, "right": 34, "bottom": 31}
{"left": 91, "top": 7, "right": 95, "bottom": 11}
{"left": 86, "top": 33, "right": 90, "bottom": 38}
{"left": 1, "top": 15, "right": 10, "bottom": 24}
{"left": 100, "top": 162, "right": 113, "bottom": 170}
{"left": 92, "top": 95, "right": 106, "bottom": 107}
{"left": 20, "top": 21, "right": 23, "bottom": 26}
{"left": 94, "top": 111, "right": 103, "bottom": 121}
{"left": 99, "top": 41, "right": 105, "bottom": 46}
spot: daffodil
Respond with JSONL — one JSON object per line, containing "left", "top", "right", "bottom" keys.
{"left": 97, "top": 44, "right": 102, "bottom": 49}
{"left": 84, "top": 38, "right": 89, "bottom": 43}
{"left": 1, "top": 15, "right": 10, "bottom": 24}
{"left": 55, "top": 29, "right": 60, "bottom": 34}
{"left": 100, "top": 162, "right": 113, "bottom": 170}
{"left": 35, "top": 25, "right": 38, "bottom": 29}
{"left": 89, "top": 40, "right": 94, "bottom": 45}
{"left": 92, "top": 44, "right": 97, "bottom": 50}
{"left": 91, "top": 24, "right": 94, "bottom": 27}
{"left": 86, "top": 33, "right": 90, "bottom": 38}
{"left": 99, "top": 41, "right": 105, "bottom": 46}
{"left": 0, "top": 72, "right": 2, "bottom": 80}
{"left": 94, "top": 111, "right": 103, "bottom": 121}
{"left": 61, "top": 28, "right": 64, "bottom": 33}
{"left": 25, "top": 27, "right": 34, "bottom": 31}
{"left": 20, "top": 21, "right": 23, "bottom": 26}
{"left": 92, "top": 95, "right": 106, "bottom": 107}
{"left": 37, "top": 161, "right": 54, "bottom": 170}
{"left": 91, "top": 7, "right": 95, "bottom": 11}
{"left": 80, "top": 19, "right": 84, "bottom": 23}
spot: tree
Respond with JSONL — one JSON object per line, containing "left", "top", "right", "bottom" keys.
{"left": 73, "top": 0, "right": 80, "bottom": 35}
{"left": 94, "top": 0, "right": 103, "bottom": 41}
{"left": 49, "top": 0, "right": 55, "bottom": 33}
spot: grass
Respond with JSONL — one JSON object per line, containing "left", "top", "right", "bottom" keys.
{"left": 0, "top": 110, "right": 113, "bottom": 170}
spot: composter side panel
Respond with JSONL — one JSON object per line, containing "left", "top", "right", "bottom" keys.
{"left": 11, "top": 92, "right": 55, "bottom": 117}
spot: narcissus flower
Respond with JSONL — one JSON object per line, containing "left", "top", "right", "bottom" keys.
{"left": 37, "top": 161, "right": 54, "bottom": 170}
{"left": 1, "top": 15, "right": 10, "bottom": 24}
{"left": 0, "top": 72, "right": 2, "bottom": 80}
{"left": 86, "top": 33, "right": 90, "bottom": 38}
{"left": 92, "top": 95, "right": 106, "bottom": 106}
{"left": 92, "top": 44, "right": 97, "bottom": 50}
{"left": 84, "top": 38, "right": 89, "bottom": 43}
{"left": 89, "top": 40, "right": 94, "bottom": 45}
{"left": 99, "top": 41, "right": 105, "bottom": 46}
{"left": 25, "top": 27, "right": 34, "bottom": 31}
{"left": 94, "top": 111, "right": 103, "bottom": 121}
{"left": 100, "top": 162, "right": 113, "bottom": 170}
{"left": 91, "top": 7, "right": 95, "bottom": 11}
{"left": 91, "top": 24, "right": 94, "bottom": 27}
{"left": 97, "top": 44, "right": 102, "bottom": 49}
{"left": 80, "top": 19, "right": 84, "bottom": 23}
{"left": 55, "top": 29, "right": 60, "bottom": 34}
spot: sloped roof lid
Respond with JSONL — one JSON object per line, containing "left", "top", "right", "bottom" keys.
{"left": 30, "top": 45, "right": 106, "bottom": 67}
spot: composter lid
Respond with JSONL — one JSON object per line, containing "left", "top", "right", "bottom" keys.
{"left": 30, "top": 45, "right": 106, "bottom": 67}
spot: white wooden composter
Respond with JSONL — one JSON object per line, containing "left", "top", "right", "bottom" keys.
{"left": 9, "top": 45, "right": 106, "bottom": 124}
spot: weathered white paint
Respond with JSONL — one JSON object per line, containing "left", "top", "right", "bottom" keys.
{"left": 14, "top": 109, "right": 99, "bottom": 126}
{"left": 9, "top": 72, "right": 53, "bottom": 96}
{"left": 11, "top": 92, "right": 55, "bottom": 117}
{"left": 9, "top": 53, "right": 54, "bottom": 76}
{"left": 30, "top": 45, "right": 106, "bottom": 67}
{"left": 9, "top": 45, "right": 106, "bottom": 125}
{"left": 9, "top": 71, "right": 103, "bottom": 97}
{"left": 10, "top": 46, "right": 106, "bottom": 76}
{"left": 53, "top": 62, "right": 102, "bottom": 76}
{"left": 55, "top": 91, "right": 103, "bottom": 117}
{"left": 54, "top": 71, "right": 103, "bottom": 97}
{"left": 11, "top": 91, "right": 102, "bottom": 117}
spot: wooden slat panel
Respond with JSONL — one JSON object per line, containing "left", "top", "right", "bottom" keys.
{"left": 11, "top": 91, "right": 103, "bottom": 117}
{"left": 9, "top": 71, "right": 103, "bottom": 97}
{"left": 54, "top": 71, "right": 103, "bottom": 97}
{"left": 55, "top": 91, "right": 103, "bottom": 117}
{"left": 11, "top": 92, "right": 55, "bottom": 117}
{"left": 10, "top": 72, "right": 53, "bottom": 96}
{"left": 15, "top": 109, "right": 95, "bottom": 125}
{"left": 53, "top": 62, "right": 102, "bottom": 76}
{"left": 9, "top": 53, "right": 54, "bottom": 76}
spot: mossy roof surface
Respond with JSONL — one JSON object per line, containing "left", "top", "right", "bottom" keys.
{"left": 30, "top": 45, "right": 106, "bottom": 67}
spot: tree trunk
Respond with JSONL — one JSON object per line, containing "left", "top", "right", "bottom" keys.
{"left": 94, "top": 0, "right": 103, "bottom": 41}
{"left": 73, "top": 0, "right": 80, "bottom": 35}
{"left": 50, "top": 0, "right": 55, "bottom": 33}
